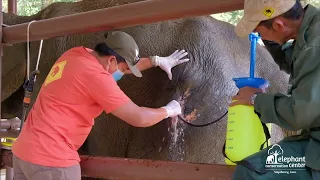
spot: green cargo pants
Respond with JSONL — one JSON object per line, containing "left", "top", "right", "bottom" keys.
{"left": 232, "top": 139, "right": 320, "bottom": 180}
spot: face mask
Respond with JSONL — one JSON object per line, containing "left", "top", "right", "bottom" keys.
{"left": 112, "top": 69, "right": 124, "bottom": 81}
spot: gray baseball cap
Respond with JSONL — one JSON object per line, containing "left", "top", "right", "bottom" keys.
{"left": 104, "top": 31, "right": 142, "bottom": 77}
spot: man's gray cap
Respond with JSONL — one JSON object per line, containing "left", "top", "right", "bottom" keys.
{"left": 104, "top": 31, "right": 142, "bottom": 77}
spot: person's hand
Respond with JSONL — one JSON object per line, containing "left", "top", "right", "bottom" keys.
{"left": 154, "top": 50, "right": 189, "bottom": 80}
{"left": 229, "top": 87, "right": 263, "bottom": 107}
{"left": 162, "top": 100, "right": 182, "bottom": 118}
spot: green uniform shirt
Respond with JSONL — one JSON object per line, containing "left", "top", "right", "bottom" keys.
{"left": 254, "top": 5, "right": 320, "bottom": 170}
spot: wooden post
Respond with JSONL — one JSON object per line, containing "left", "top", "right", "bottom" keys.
{"left": 0, "top": 0, "right": 3, "bottom": 123}
{"left": 8, "top": 0, "right": 17, "bottom": 14}
{"left": 0, "top": 1, "right": 13, "bottom": 179}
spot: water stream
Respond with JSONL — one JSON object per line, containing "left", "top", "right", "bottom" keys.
{"left": 168, "top": 116, "right": 186, "bottom": 161}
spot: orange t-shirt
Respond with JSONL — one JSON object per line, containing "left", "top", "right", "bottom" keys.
{"left": 12, "top": 46, "right": 131, "bottom": 167}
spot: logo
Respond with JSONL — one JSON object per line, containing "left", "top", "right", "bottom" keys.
{"left": 265, "top": 144, "right": 305, "bottom": 174}
{"left": 44, "top": 60, "right": 67, "bottom": 86}
{"left": 263, "top": 7, "right": 275, "bottom": 18}
{"left": 134, "top": 49, "right": 140, "bottom": 63}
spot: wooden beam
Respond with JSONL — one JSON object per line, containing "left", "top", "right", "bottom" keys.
{"left": 2, "top": 0, "right": 244, "bottom": 45}
{"left": 1, "top": 153, "right": 235, "bottom": 179}
{"left": 80, "top": 155, "right": 235, "bottom": 180}
{"left": 8, "top": 0, "right": 17, "bottom": 14}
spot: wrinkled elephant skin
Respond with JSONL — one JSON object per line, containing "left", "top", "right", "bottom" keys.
{"left": 2, "top": 0, "right": 299, "bottom": 173}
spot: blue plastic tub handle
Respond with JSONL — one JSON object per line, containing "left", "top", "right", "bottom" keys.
{"left": 232, "top": 33, "right": 268, "bottom": 89}
{"left": 249, "top": 33, "right": 260, "bottom": 78}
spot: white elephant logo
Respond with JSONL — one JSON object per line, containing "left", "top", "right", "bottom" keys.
{"left": 266, "top": 155, "right": 274, "bottom": 164}
{"left": 266, "top": 144, "right": 284, "bottom": 164}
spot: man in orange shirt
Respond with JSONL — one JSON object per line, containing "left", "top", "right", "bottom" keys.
{"left": 12, "top": 31, "right": 189, "bottom": 180}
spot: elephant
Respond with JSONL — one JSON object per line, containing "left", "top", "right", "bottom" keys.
{"left": 1, "top": 0, "right": 299, "bottom": 177}
{"left": 266, "top": 155, "right": 275, "bottom": 164}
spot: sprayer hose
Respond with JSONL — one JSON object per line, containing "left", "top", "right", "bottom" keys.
{"left": 178, "top": 111, "right": 228, "bottom": 127}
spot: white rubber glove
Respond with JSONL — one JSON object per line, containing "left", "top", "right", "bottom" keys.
{"left": 162, "top": 100, "right": 182, "bottom": 118}
{"left": 151, "top": 50, "right": 189, "bottom": 80}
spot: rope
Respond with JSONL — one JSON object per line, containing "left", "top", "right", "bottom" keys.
{"left": 27, "top": 20, "right": 44, "bottom": 81}
{"left": 19, "top": 21, "right": 44, "bottom": 133}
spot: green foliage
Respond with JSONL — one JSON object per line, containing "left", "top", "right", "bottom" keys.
{"left": 211, "top": 10, "right": 243, "bottom": 26}
{"left": 306, "top": 0, "right": 320, "bottom": 8}
{"left": 2, "top": 0, "right": 8, "bottom": 12}
{"left": 2, "top": 0, "right": 79, "bottom": 16}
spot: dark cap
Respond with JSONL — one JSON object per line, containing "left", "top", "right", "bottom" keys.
{"left": 104, "top": 31, "right": 142, "bottom": 77}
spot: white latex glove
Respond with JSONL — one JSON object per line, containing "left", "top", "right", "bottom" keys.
{"left": 9, "top": 117, "right": 21, "bottom": 130}
{"left": 152, "top": 50, "right": 189, "bottom": 80}
{"left": 162, "top": 100, "right": 182, "bottom": 118}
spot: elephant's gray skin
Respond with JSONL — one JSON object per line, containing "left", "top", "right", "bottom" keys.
{"left": 2, "top": 0, "right": 298, "bottom": 173}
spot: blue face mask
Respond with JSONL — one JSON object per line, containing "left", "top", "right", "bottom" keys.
{"left": 112, "top": 69, "right": 124, "bottom": 81}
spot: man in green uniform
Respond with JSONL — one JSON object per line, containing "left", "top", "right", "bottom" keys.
{"left": 230, "top": 0, "right": 320, "bottom": 179}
